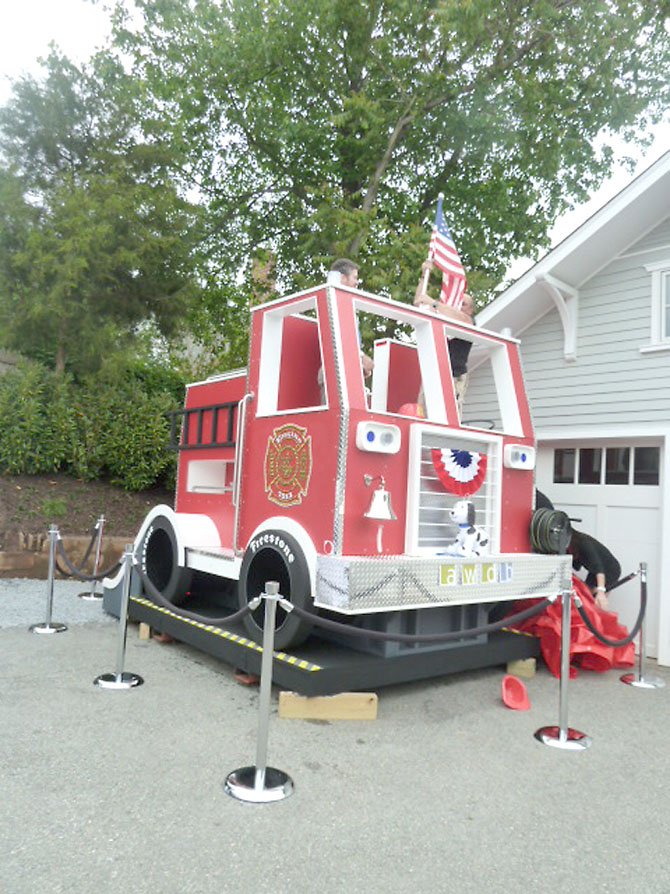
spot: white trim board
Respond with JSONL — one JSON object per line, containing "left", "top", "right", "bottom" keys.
{"left": 536, "top": 425, "right": 670, "bottom": 443}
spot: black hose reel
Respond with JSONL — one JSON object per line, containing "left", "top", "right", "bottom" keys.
{"left": 530, "top": 507, "right": 572, "bottom": 555}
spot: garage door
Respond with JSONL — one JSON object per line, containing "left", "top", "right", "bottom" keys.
{"left": 536, "top": 442, "right": 662, "bottom": 657}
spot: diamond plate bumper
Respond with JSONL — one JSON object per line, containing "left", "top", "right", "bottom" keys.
{"left": 316, "top": 553, "right": 572, "bottom": 614}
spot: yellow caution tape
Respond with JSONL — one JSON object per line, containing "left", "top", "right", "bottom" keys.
{"left": 130, "top": 595, "right": 322, "bottom": 672}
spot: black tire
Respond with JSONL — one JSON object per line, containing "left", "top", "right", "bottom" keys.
{"left": 139, "top": 514, "right": 192, "bottom": 606}
{"left": 238, "top": 529, "right": 315, "bottom": 649}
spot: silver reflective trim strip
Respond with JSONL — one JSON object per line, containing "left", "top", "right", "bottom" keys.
{"left": 327, "top": 286, "right": 349, "bottom": 555}
{"left": 232, "top": 392, "right": 253, "bottom": 552}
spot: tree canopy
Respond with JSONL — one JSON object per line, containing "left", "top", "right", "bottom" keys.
{"left": 112, "top": 0, "right": 670, "bottom": 305}
{"left": 1, "top": 0, "right": 668, "bottom": 377}
{"left": 0, "top": 51, "right": 203, "bottom": 375}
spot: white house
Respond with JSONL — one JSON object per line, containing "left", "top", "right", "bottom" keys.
{"left": 468, "top": 150, "right": 670, "bottom": 666}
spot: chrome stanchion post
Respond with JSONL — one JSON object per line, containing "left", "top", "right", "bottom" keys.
{"left": 225, "top": 581, "right": 294, "bottom": 803}
{"left": 535, "top": 588, "right": 592, "bottom": 751}
{"left": 78, "top": 515, "right": 105, "bottom": 601}
{"left": 621, "top": 563, "right": 665, "bottom": 690}
{"left": 30, "top": 525, "right": 67, "bottom": 634}
{"left": 94, "top": 545, "right": 143, "bottom": 690}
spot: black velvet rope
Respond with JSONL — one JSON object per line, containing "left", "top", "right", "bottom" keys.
{"left": 80, "top": 522, "right": 100, "bottom": 567}
{"left": 288, "top": 598, "right": 553, "bottom": 644}
{"left": 56, "top": 539, "right": 121, "bottom": 582}
{"left": 55, "top": 523, "right": 100, "bottom": 579}
{"left": 139, "top": 567, "right": 253, "bottom": 627}
{"left": 137, "top": 562, "right": 553, "bottom": 644}
{"left": 573, "top": 580, "right": 646, "bottom": 648}
{"left": 605, "top": 570, "right": 639, "bottom": 594}
{"left": 55, "top": 558, "right": 73, "bottom": 579}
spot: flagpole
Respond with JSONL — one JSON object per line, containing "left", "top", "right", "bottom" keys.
{"left": 420, "top": 261, "right": 432, "bottom": 295}
{"left": 420, "top": 193, "right": 444, "bottom": 298}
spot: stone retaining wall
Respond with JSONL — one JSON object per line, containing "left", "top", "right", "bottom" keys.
{"left": 0, "top": 531, "right": 130, "bottom": 579}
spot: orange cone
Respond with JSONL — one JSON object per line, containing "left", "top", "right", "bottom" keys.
{"left": 501, "top": 674, "right": 530, "bottom": 711}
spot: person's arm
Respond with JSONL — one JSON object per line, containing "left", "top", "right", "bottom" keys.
{"left": 360, "top": 351, "right": 374, "bottom": 377}
{"left": 414, "top": 260, "right": 436, "bottom": 308}
{"left": 592, "top": 572, "right": 608, "bottom": 610}
{"left": 578, "top": 535, "right": 609, "bottom": 609}
{"left": 435, "top": 303, "right": 472, "bottom": 324}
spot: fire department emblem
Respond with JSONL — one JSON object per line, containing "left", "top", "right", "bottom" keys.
{"left": 264, "top": 424, "right": 313, "bottom": 507}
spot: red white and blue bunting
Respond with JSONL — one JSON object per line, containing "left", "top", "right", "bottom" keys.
{"left": 431, "top": 448, "right": 487, "bottom": 496}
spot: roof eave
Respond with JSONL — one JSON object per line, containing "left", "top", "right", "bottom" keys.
{"left": 477, "top": 151, "right": 670, "bottom": 334}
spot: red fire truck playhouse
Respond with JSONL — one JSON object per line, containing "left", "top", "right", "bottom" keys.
{"left": 104, "top": 282, "right": 571, "bottom": 693}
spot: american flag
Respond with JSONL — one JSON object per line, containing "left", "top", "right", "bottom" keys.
{"left": 429, "top": 195, "right": 467, "bottom": 308}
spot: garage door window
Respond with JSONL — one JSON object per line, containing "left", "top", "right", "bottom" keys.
{"left": 579, "top": 448, "right": 602, "bottom": 484}
{"left": 554, "top": 446, "right": 659, "bottom": 486}
{"left": 553, "top": 448, "right": 575, "bottom": 483}
{"left": 605, "top": 447, "right": 629, "bottom": 485}
{"left": 634, "top": 447, "right": 660, "bottom": 485}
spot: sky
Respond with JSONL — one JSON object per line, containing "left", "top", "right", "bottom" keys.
{"left": 0, "top": 0, "right": 112, "bottom": 103}
{"left": 1, "top": 0, "right": 668, "bottom": 280}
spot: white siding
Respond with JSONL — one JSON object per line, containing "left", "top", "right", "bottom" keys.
{"left": 470, "top": 198, "right": 670, "bottom": 667}
{"left": 461, "top": 348, "right": 503, "bottom": 429}
{"left": 505, "top": 217, "right": 670, "bottom": 433}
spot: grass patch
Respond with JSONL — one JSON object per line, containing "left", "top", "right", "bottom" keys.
{"left": 41, "top": 497, "right": 68, "bottom": 518}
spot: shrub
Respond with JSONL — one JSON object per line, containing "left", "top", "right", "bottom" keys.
{"left": 0, "top": 363, "right": 76, "bottom": 473}
{"left": 70, "top": 378, "right": 179, "bottom": 491}
{"left": 68, "top": 387, "right": 108, "bottom": 482}
{"left": 0, "top": 360, "right": 181, "bottom": 491}
{"left": 99, "top": 383, "right": 176, "bottom": 491}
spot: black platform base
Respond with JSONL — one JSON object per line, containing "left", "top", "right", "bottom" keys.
{"left": 128, "top": 595, "right": 540, "bottom": 696}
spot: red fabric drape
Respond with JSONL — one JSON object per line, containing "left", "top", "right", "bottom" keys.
{"left": 509, "top": 576, "right": 635, "bottom": 678}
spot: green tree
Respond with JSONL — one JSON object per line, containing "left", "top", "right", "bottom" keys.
{"left": 113, "top": 0, "right": 669, "bottom": 310}
{"left": 0, "top": 51, "right": 203, "bottom": 376}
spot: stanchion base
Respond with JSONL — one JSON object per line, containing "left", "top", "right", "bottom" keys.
{"left": 534, "top": 725, "right": 592, "bottom": 751}
{"left": 29, "top": 622, "right": 68, "bottom": 634}
{"left": 93, "top": 672, "right": 144, "bottom": 690}
{"left": 224, "top": 766, "right": 294, "bottom": 803}
{"left": 78, "top": 591, "right": 103, "bottom": 601}
{"left": 620, "top": 673, "right": 666, "bottom": 690}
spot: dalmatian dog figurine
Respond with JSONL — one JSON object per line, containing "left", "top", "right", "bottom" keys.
{"left": 444, "top": 500, "right": 489, "bottom": 557}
